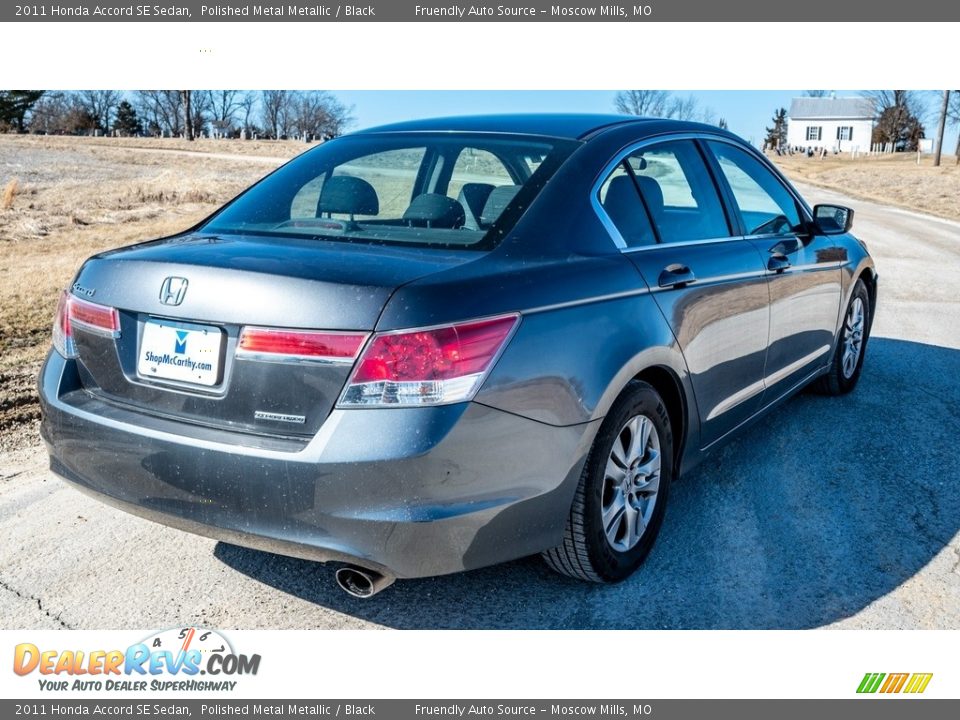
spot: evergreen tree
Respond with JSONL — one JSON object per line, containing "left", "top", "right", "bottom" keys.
{"left": 114, "top": 100, "right": 142, "bottom": 136}
{"left": 764, "top": 108, "right": 787, "bottom": 150}
{"left": 0, "top": 90, "right": 44, "bottom": 132}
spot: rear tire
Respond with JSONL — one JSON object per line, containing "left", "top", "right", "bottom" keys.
{"left": 543, "top": 381, "right": 673, "bottom": 583}
{"left": 815, "top": 278, "right": 871, "bottom": 396}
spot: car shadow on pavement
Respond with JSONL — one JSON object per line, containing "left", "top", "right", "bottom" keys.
{"left": 214, "top": 337, "right": 960, "bottom": 629}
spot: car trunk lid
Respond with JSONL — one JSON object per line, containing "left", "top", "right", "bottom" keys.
{"left": 67, "top": 233, "right": 481, "bottom": 438}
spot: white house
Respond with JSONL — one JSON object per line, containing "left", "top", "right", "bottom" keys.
{"left": 786, "top": 97, "right": 875, "bottom": 153}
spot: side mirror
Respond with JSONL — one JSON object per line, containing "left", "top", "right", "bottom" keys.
{"left": 812, "top": 204, "right": 854, "bottom": 235}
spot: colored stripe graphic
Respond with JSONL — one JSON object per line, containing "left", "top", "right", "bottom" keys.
{"left": 857, "top": 672, "right": 932, "bottom": 694}
{"left": 880, "top": 673, "right": 909, "bottom": 693}
{"left": 857, "top": 673, "right": 885, "bottom": 693}
{"left": 903, "top": 673, "right": 933, "bottom": 694}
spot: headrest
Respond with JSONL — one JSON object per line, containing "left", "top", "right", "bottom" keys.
{"left": 480, "top": 185, "right": 521, "bottom": 226}
{"left": 317, "top": 175, "right": 379, "bottom": 217}
{"left": 603, "top": 175, "right": 640, "bottom": 214}
{"left": 458, "top": 183, "right": 496, "bottom": 230}
{"left": 635, "top": 175, "right": 664, "bottom": 216}
{"left": 402, "top": 193, "right": 466, "bottom": 229}
{"left": 603, "top": 175, "right": 655, "bottom": 247}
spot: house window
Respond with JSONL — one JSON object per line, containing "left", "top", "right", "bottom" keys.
{"left": 806, "top": 126, "right": 822, "bottom": 141}
{"left": 836, "top": 126, "right": 853, "bottom": 141}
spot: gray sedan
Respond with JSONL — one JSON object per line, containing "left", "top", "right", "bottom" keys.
{"left": 38, "top": 114, "right": 876, "bottom": 597}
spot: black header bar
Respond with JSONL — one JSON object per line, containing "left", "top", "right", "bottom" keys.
{"left": 7, "top": 0, "right": 958, "bottom": 22}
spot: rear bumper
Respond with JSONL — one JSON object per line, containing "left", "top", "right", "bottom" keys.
{"left": 39, "top": 351, "right": 597, "bottom": 579}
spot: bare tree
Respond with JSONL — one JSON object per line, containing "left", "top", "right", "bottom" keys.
{"left": 209, "top": 90, "right": 241, "bottom": 137}
{"left": 238, "top": 91, "right": 258, "bottom": 136}
{"left": 19, "top": 91, "right": 95, "bottom": 135}
{"left": 864, "top": 90, "right": 927, "bottom": 151}
{"left": 614, "top": 90, "right": 670, "bottom": 117}
{"left": 27, "top": 91, "right": 72, "bottom": 134}
{"left": 293, "top": 91, "right": 353, "bottom": 139}
{"left": 180, "top": 90, "right": 194, "bottom": 140}
{"left": 666, "top": 94, "right": 715, "bottom": 123}
{"left": 614, "top": 90, "right": 713, "bottom": 124}
{"left": 947, "top": 90, "right": 960, "bottom": 164}
{"left": 78, "top": 90, "right": 121, "bottom": 132}
{"left": 190, "top": 90, "right": 212, "bottom": 138}
{"left": 136, "top": 91, "right": 183, "bottom": 136}
{"left": 261, "top": 90, "right": 295, "bottom": 139}
{"left": 932, "top": 90, "right": 950, "bottom": 166}
{"left": 804, "top": 90, "right": 830, "bottom": 98}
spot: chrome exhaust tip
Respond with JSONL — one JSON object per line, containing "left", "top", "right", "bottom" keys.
{"left": 335, "top": 566, "right": 395, "bottom": 598}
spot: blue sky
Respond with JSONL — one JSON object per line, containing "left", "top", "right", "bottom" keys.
{"left": 336, "top": 90, "right": 959, "bottom": 151}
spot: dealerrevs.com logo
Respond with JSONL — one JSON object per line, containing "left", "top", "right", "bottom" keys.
{"left": 857, "top": 672, "right": 933, "bottom": 694}
{"left": 13, "top": 627, "right": 261, "bottom": 692}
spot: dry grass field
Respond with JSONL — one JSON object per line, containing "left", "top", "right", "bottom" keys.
{"left": 0, "top": 135, "right": 308, "bottom": 449}
{"left": 772, "top": 151, "right": 960, "bottom": 222}
{"left": 1, "top": 135, "right": 958, "bottom": 451}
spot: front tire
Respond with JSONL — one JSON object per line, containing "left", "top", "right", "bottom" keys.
{"left": 543, "top": 381, "right": 673, "bottom": 583}
{"left": 816, "top": 278, "right": 871, "bottom": 395}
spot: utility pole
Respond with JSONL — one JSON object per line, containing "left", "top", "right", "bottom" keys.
{"left": 933, "top": 90, "right": 949, "bottom": 167}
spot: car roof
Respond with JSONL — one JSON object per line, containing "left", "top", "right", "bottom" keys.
{"left": 353, "top": 113, "right": 657, "bottom": 140}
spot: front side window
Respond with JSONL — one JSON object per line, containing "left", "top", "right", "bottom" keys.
{"left": 806, "top": 126, "right": 822, "bottom": 141}
{"left": 837, "top": 126, "right": 853, "bottom": 140}
{"left": 708, "top": 141, "right": 803, "bottom": 236}
{"left": 625, "top": 140, "right": 730, "bottom": 244}
{"left": 203, "top": 133, "right": 575, "bottom": 249}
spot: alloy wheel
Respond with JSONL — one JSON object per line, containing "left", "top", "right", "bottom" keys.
{"left": 842, "top": 296, "right": 865, "bottom": 379}
{"left": 601, "top": 414, "right": 662, "bottom": 552}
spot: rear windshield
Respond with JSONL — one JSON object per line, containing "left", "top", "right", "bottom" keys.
{"left": 201, "top": 133, "right": 577, "bottom": 250}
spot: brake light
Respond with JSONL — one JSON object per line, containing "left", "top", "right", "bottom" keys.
{"left": 52, "top": 291, "right": 75, "bottom": 358}
{"left": 52, "top": 291, "right": 120, "bottom": 359}
{"left": 237, "top": 327, "right": 367, "bottom": 363}
{"left": 339, "top": 314, "right": 519, "bottom": 407}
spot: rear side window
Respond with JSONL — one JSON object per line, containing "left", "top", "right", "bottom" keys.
{"left": 707, "top": 141, "right": 804, "bottom": 236}
{"left": 626, "top": 141, "right": 730, "bottom": 244}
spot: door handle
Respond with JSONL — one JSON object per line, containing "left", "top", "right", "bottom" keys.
{"left": 658, "top": 264, "right": 696, "bottom": 288}
{"left": 767, "top": 254, "right": 791, "bottom": 273}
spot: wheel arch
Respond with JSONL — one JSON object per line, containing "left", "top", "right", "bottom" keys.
{"left": 856, "top": 266, "right": 878, "bottom": 331}
{"left": 631, "top": 365, "right": 688, "bottom": 480}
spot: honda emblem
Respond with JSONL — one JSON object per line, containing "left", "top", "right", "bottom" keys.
{"left": 159, "top": 277, "right": 188, "bottom": 306}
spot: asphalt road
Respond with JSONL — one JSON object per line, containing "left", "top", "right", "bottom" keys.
{"left": 1, "top": 182, "right": 958, "bottom": 630}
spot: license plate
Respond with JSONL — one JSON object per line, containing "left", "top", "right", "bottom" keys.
{"left": 137, "top": 319, "right": 223, "bottom": 387}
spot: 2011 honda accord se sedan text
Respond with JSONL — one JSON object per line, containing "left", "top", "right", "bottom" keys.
{"left": 39, "top": 115, "right": 877, "bottom": 597}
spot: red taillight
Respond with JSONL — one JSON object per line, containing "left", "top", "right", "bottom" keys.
{"left": 69, "top": 295, "right": 120, "bottom": 335}
{"left": 52, "top": 291, "right": 120, "bottom": 358}
{"left": 340, "top": 314, "right": 519, "bottom": 407}
{"left": 237, "top": 327, "right": 367, "bottom": 363}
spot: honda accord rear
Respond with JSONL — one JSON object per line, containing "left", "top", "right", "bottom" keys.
{"left": 39, "top": 115, "right": 877, "bottom": 594}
